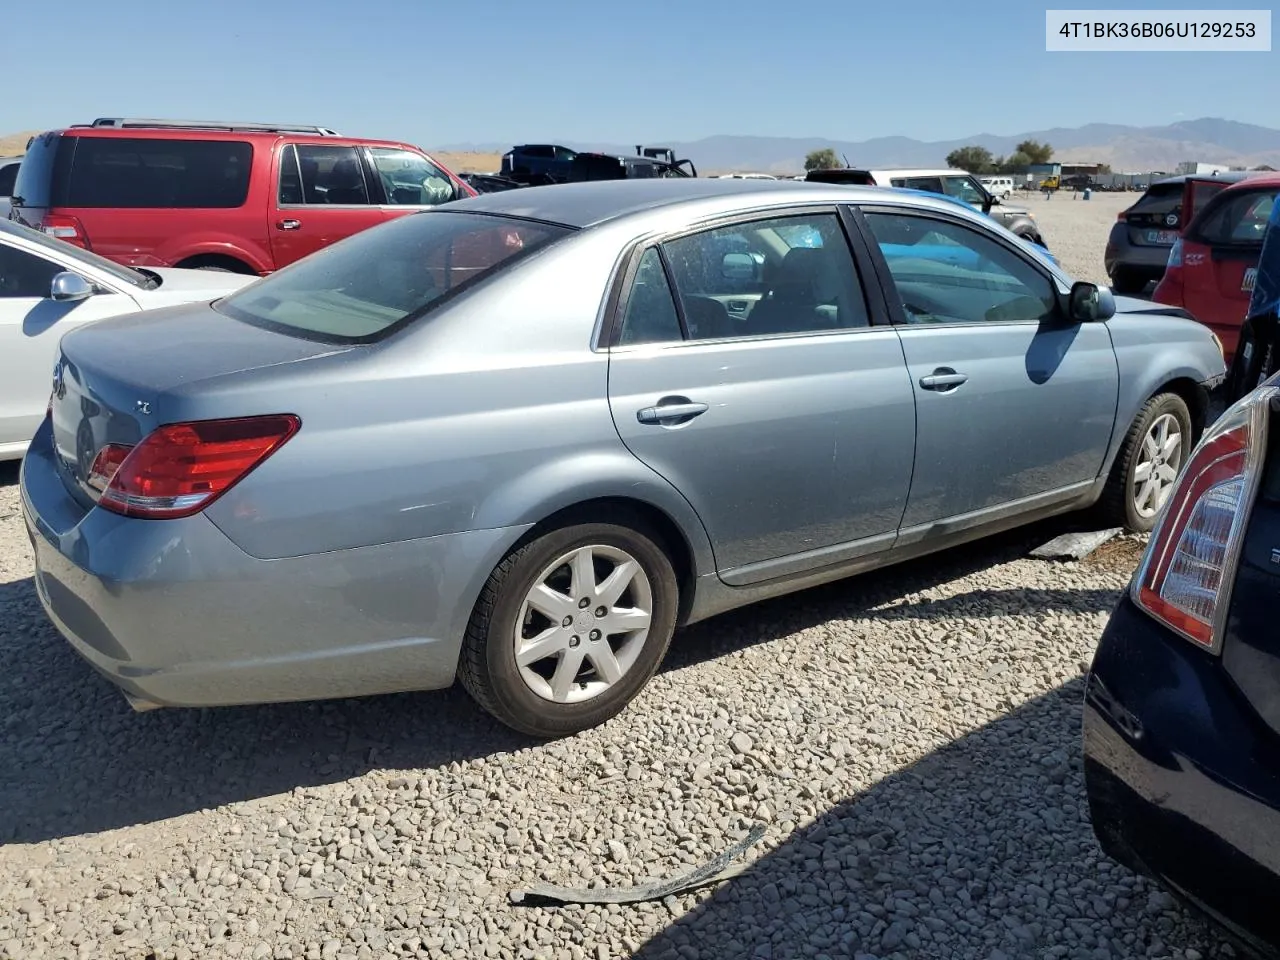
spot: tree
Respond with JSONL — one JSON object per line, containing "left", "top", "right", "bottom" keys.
{"left": 945, "top": 146, "right": 994, "bottom": 173}
{"left": 1254, "top": 164, "right": 1277, "bottom": 171}
{"left": 1015, "top": 140, "right": 1054, "bottom": 165}
{"left": 804, "top": 148, "right": 840, "bottom": 171}
{"left": 1097, "top": 163, "right": 1113, "bottom": 175}
{"left": 996, "top": 151, "right": 1033, "bottom": 174}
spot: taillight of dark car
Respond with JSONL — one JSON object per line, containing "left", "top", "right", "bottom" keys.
{"left": 41, "top": 214, "right": 90, "bottom": 248}
{"left": 1132, "top": 387, "right": 1276, "bottom": 651}
{"left": 88, "top": 415, "right": 301, "bottom": 519}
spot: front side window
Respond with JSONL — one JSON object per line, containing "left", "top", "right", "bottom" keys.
{"left": 941, "top": 175, "right": 987, "bottom": 206}
{"left": 68, "top": 137, "right": 252, "bottom": 208}
{"left": 660, "top": 213, "right": 870, "bottom": 339}
{"left": 863, "top": 212, "right": 1056, "bottom": 325}
{"left": 369, "top": 148, "right": 457, "bottom": 206}
{"left": 282, "top": 145, "right": 371, "bottom": 206}
{"left": 0, "top": 243, "right": 62, "bottom": 299}
{"left": 217, "top": 211, "right": 570, "bottom": 342}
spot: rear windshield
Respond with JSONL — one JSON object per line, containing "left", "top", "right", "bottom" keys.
{"left": 66, "top": 137, "right": 253, "bottom": 208}
{"left": 216, "top": 211, "right": 572, "bottom": 343}
{"left": 1127, "top": 182, "right": 1184, "bottom": 215}
{"left": 1191, "top": 187, "right": 1280, "bottom": 247}
{"left": 10, "top": 132, "right": 70, "bottom": 208}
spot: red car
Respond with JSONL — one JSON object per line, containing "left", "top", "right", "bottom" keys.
{"left": 1154, "top": 173, "right": 1280, "bottom": 361}
{"left": 8, "top": 117, "right": 476, "bottom": 276}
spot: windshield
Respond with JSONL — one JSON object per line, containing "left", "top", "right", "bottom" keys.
{"left": 0, "top": 218, "right": 148, "bottom": 288}
{"left": 217, "top": 211, "right": 572, "bottom": 343}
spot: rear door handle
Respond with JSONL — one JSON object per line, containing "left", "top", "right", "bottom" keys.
{"left": 919, "top": 368, "right": 969, "bottom": 391}
{"left": 277, "top": 219, "right": 302, "bottom": 231}
{"left": 636, "top": 398, "right": 708, "bottom": 425}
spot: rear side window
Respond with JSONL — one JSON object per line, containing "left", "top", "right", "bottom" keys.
{"left": 67, "top": 137, "right": 253, "bottom": 208}
{"left": 283, "top": 144, "right": 371, "bottom": 205}
{"left": 217, "top": 211, "right": 571, "bottom": 343}
{"left": 1193, "top": 188, "right": 1280, "bottom": 247}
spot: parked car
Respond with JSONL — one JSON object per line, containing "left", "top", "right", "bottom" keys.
{"left": 21, "top": 179, "right": 1223, "bottom": 737}
{"left": 978, "top": 175, "right": 1013, "bottom": 199}
{"left": 0, "top": 218, "right": 253, "bottom": 461}
{"left": 1084, "top": 380, "right": 1280, "bottom": 959}
{"left": 502, "top": 144, "right": 696, "bottom": 186}
{"left": 8, "top": 117, "right": 475, "bottom": 276}
{"left": 0, "top": 155, "right": 22, "bottom": 220}
{"left": 1154, "top": 173, "right": 1280, "bottom": 361}
{"left": 804, "top": 167, "right": 1046, "bottom": 246}
{"left": 1105, "top": 172, "right": 1252, "bottom": 294}
{"left": 458, "top": 172, "right": 525, "bottom": 194}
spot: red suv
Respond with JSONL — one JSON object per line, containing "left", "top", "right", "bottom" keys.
{"left": 1154, "top": 173, "right": 1280, "bottom": 361}
{"left": 8, "top": 117, "right": 476, "bottom": 275}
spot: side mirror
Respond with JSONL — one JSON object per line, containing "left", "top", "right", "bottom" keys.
{"left": 50, "top": 272, "right": 93, "bottom": 302}
{"left": 721, "top": 252, "right": 757, "bottom": 281}
{"left": 1068, "top": 281, "right": 1116, "bottom": 323}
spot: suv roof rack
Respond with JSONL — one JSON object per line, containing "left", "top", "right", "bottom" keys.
{"left": 79, "top": 118, "right": 342, "bottom": 136}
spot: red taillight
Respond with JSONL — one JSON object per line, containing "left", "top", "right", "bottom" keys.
{"left": 41, "top": 214, "right": 89, "bottom": 249}
{"left": 93, "top": 415, "right": 300, "bottom": 519}
{"left": 1133, "top": 388, "right": 1275, "bottom": 651}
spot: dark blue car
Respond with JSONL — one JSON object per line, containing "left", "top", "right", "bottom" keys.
{"left": 1084, "top": 360, "right": 1280, "bottom": 954}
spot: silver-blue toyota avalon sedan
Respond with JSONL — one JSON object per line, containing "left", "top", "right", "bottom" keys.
{"left": 21, "top": 179, "right": 1225, "bottom": 737}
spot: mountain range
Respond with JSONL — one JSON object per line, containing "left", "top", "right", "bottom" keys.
{"left": 442, "top": 118, "right": 1280, "bottom": 175}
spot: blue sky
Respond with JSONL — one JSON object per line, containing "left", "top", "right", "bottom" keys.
{"left": 7, "top": 0, "right": 1276, "bottom": 146}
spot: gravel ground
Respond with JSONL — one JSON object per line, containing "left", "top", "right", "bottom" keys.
{"left": 1014, "top": 190, "right": 1132, "bottom": 288}
{"left": 0, "top": 451, "right": 1239, "bottom": 960}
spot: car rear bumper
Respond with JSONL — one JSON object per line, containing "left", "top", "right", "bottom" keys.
{"left": 1084, "top": 593, "right": 1280, "bottom": 958}
{"left": 19, "top": 417, "right": 524, "bottom": 710}
{"left": 1105, "top": 239, "right": 1174, "bottom": 276}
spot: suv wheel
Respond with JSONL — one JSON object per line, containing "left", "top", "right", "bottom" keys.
{"left": 458, "top": 521, "right": 679, "bottom": 738}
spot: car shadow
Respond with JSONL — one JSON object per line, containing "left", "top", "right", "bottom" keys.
{"left": 0, "top": 460, "right": 18, "bottom": 488}
{"left": 628, "top": 679, "right": 1229, "bottom": 959}
{"left": 0, "top": 513, "right": 1104, "bottom": 844}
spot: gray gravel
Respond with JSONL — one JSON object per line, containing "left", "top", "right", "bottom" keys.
{"left": 0, "top": 455, "right": 1237, "bottom": 958}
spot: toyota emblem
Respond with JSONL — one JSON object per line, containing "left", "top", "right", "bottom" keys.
{"left": 51, "top": 359, "right": 65, "bottom": 401}
{"left": 1165, "top": 214, "right": 1178, "bottom": 226}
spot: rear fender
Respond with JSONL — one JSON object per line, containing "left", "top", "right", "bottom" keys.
{"left": 471, "top": 451, "right": 717, "bottom": 577}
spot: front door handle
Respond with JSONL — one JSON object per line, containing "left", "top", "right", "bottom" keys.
{"left": 919, "top": 368, "right": 969, "bottom": 391}
{"left": 636, "top": 398, "right": 708, "bottom": 425}
{"left": 277, "top": 219, "right": 302, "bottom": 231}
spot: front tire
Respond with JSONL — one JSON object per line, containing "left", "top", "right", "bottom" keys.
{"left": 1100, "top": 392, "right": 1193, "bottom": 533}
{"left": 457, "top": 522, "right": 679, "bottom": 738}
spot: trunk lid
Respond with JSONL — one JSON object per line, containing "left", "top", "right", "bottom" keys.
{"left": 50, "top": 302, "right": 349, "bottom": 505}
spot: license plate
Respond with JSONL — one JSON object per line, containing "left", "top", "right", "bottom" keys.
{"left": 1243, "top": 267, "right": 1258, "bottom": 292}
{"left": 1145, "top": 230, "right": 1177, "bottom": 244}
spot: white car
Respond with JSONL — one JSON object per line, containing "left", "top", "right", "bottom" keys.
{"left": 0, "top": 219, "right": 255, "bottom": 460}
{"left": 979, "top": 175, "right": 1014, "bottom": 199}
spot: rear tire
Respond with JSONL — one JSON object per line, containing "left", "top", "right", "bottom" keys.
{"left": 1099, "top": 392, "right": 1193, "bottom": 533}
{"left": 1110, "top": 268, "right": 1148, "bottom": 295}
{"left": 457, "top": 521, "right": 679, "bottom": 738}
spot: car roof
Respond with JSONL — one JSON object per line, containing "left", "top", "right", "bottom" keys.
{"left": 1150, "top": 171, "right": 1255, "bottom": 188}
{"left": 445, "top": 178, "right": 917, "bottom": 228}
{"left": 1217, "top": 172, "right": 1280, "bottom": 192}
{"left": 44, "top": 126, "right": 417, "bottom": 150}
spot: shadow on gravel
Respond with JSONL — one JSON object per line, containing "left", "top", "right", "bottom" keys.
{"left": 629, "top": 680, "right": 1227, "bottom": 960}
{"left": 0, "top": 461, "right": 18, "bottom": 488}
{"left": 0, "top": 515, "right": 1106, "bottom": 844}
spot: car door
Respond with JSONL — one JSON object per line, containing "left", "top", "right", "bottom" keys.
{"left": 854, "top": 205, "right": 1119, "bottom": 535}
{"left": 606, "top": 209, "right": 917, "bottom": 585}
{"left": 270, "top": 143, "right": 385, "bottom": 268}
{"left": 0, "top": 240, "right": 138, "bottom": 452}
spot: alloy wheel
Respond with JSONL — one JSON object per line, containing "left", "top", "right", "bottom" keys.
{"left": 513, "top": 545, "right": 653, "bottom": 704}
{"left": 1133, "top": 412, "right": 1183, "bottom": 519}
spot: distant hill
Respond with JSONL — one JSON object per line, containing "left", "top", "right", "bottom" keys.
{"left": 0, "top": 131, "right": 36, "bottom": 156}
{"left": 442, "top": 117, "right": 1280, "bottom": 175}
